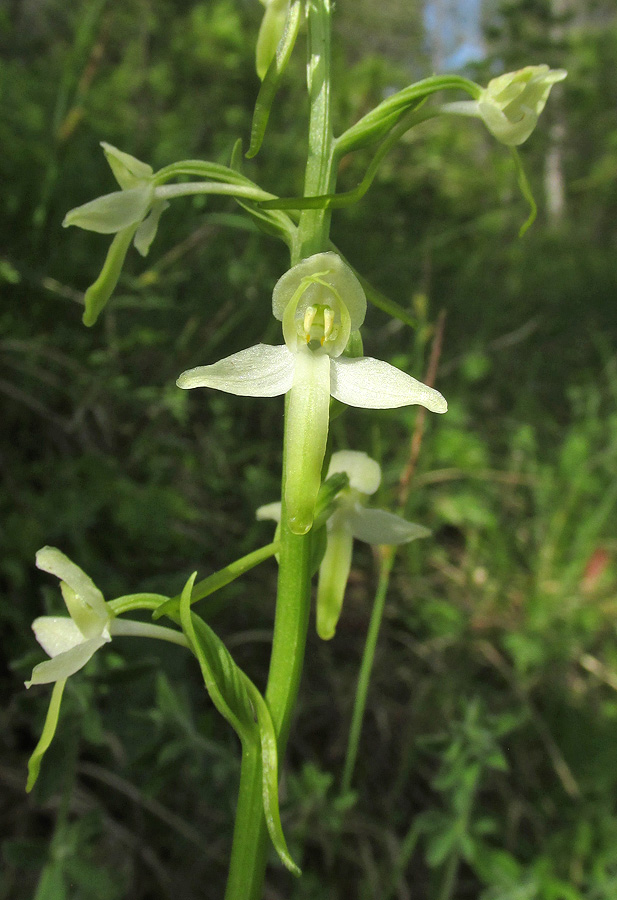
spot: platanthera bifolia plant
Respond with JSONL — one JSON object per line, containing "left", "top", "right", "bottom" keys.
{"left": 23, "top": 3, "right": 565, "bottom": 897}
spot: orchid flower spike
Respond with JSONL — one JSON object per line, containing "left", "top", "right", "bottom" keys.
{"left": 443, "top": 65, "right": 567, "bottom": 146}
{"left": 177, "top": 252, "right": 447, "bottom": 535}
{"left": 63, "top": 143, "right": 168, "bottom": 325}
{"left": 257, "top": 450, "right": 431, "bottom": 639}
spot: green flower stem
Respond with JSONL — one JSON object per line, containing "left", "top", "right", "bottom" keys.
{"left": 109, "top": 618, "right": 189, "bottom": 648}
{"left": 341, "top": 549, "right": 395, "bottom": 795}
{"left": 224, "top": 743, "right": 271, "bottom": 900}
{"left": 260, "top": 107, "right": 439, "bottom": 213}
{"left": 335, "top": 74, "right": 481, "bottom": 157}
{"left": 153, "top": 541, "right": 279, "bottom": 621}
{"left": 223, "top": 3, "right": 335, "bottom": 898}
{"left": 154, "top": 182, "right": 276, "bottom": 203}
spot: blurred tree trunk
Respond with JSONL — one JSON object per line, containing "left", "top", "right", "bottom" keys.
{"left": 543, "top": 0, "right": 568, "bottom": 225}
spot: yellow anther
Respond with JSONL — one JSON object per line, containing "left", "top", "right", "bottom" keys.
{"left": 303, "top": 305, "right": 317, "bottom": 339}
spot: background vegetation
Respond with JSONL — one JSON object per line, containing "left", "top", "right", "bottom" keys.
{"left": 2, "top": 0, "right": 617, "bottom": 897}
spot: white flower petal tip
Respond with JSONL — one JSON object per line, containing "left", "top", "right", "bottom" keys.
{"left": 330, "top": 357, "right": 447, "bottom": 413}
{"left": 176, "top": 344, "right": 295, "bottom": 397}
{"left": 256, "top": 502, "right": 282, "bottom": 522}
{"left": 35, "top": 547, "right": 107, "bottom": 618}
{"left": 327, "top": 451, "right": 381, "bottom": 495}
{"left": 479, "top": 65, "right": 567, "bottom": 146}
{"left": 25, "top": 636, "right": 108, "bottom": 687}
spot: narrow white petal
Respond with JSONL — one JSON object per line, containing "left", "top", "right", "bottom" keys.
{"left": 330, "top": 356, "right": 447, "bottom": 413}
{"left": 348, "top": 507, "right": 431, "bottom": 545}
{"left": 256, "top": 501, "right": 282, "bottom": 522}
{"left": 36, "top": 547, "right": 107, "bottom": 619}
{"left": 26, "top": 637, "right": 108, "bottom": 686}
{"left": 177, "top": 344, "right": 295, "bottom": 397}
{"left": 32, "top": 617, "right": 85, "bottom": 657}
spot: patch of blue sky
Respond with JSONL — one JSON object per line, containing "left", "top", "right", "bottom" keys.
{"left": 424, "top": 0, "right": 486, "bottom": 71}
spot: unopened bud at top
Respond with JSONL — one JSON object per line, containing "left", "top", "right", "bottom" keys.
{"left": 478, "top": 65, "right": 567, "bottom": 146}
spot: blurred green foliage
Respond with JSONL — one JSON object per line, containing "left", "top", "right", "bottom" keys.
{"left": 2, "top": 0, "right": 617, "bottom": 897}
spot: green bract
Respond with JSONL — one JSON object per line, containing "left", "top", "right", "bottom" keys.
{"left": 63, "top": 143, "right": 168, "bottom": 326}
{"left": 443, "top": 65, "right": 567, "bottom": 146}
{"left": 177, "top": 254, "right": 447, "bottom": 535}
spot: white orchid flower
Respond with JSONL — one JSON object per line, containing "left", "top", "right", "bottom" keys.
{"left": 258, "top": 450, "right": 431, "bottom": 640}
{"left": 25, "top": 546, "right": 188, "bottom": 791}
{"left": 443, "top": 65, "right": 567, "bottom": 146}
{"left": 26, "top": 547, "right": 112, "bottom": 688}
{"left": 63, "top": 143, "right": 169, "bottom": 325}
{"left": 177, "top": 252, "right": 447, "bottom": 535}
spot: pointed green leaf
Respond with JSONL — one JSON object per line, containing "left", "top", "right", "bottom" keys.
{"left": 249, "top": 1, "right": 303, "bottom": 157}
{"left": 230, "top": 138, "right": 244, "bottom": 174}
{"left": 179, "top": 574, "right": 255, "bottom": 740}
{"left": 26, "top": 679, "right": 66, "bottom": 792}
{"left": 241, "top": 680, "right": 301, "bottom": 875}
{"left": 179, "top": 575, "right": 299, "bottom": 874}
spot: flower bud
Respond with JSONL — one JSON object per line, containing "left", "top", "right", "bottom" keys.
{"left": 478, "top": 65, "right": 567, "bottom": 146}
